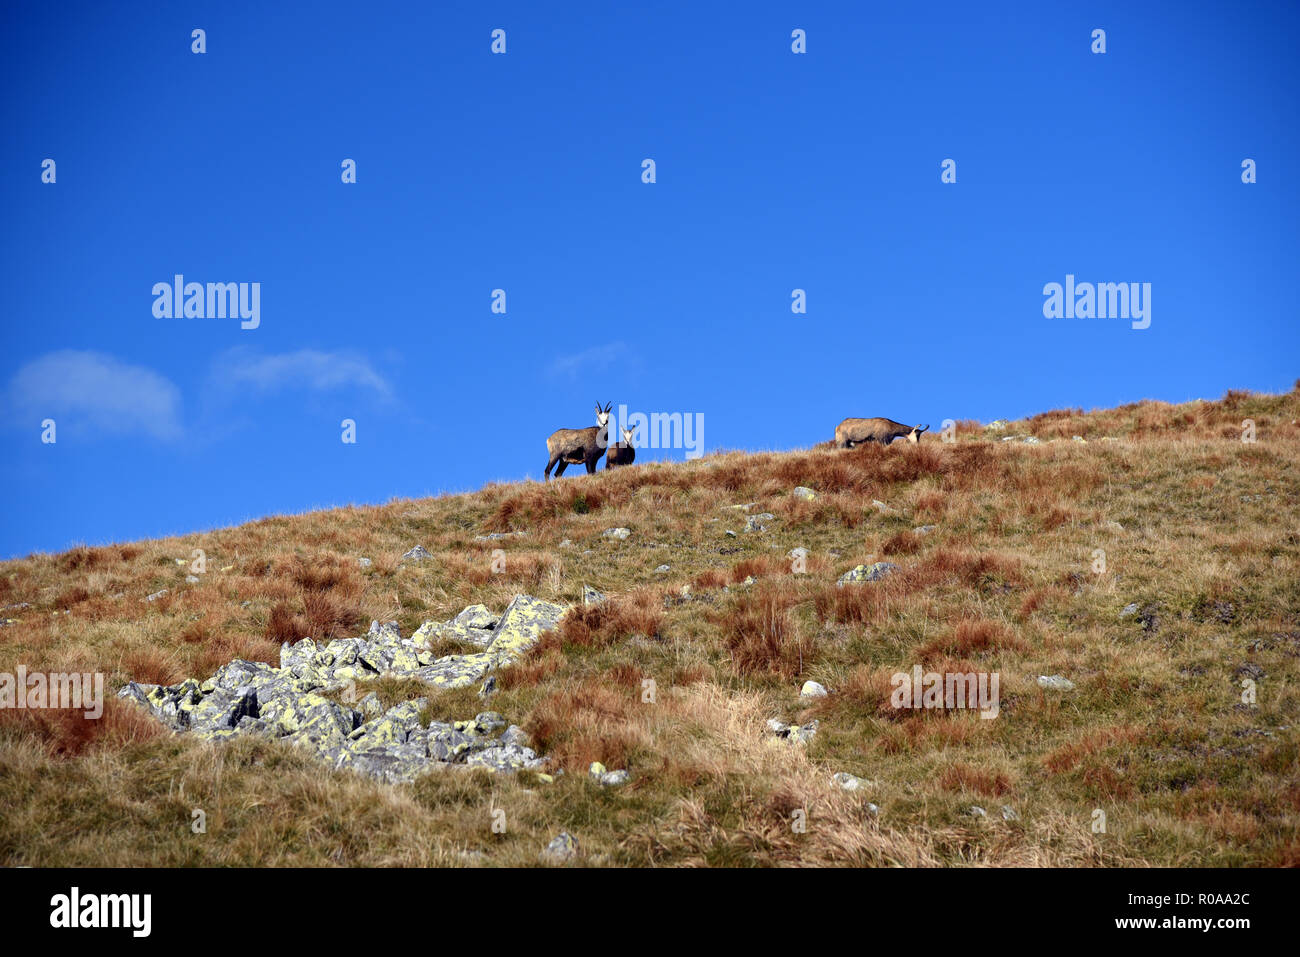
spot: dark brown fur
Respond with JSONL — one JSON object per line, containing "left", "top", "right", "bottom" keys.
{"left": 605, "top": 428, "right": 636, "bottom": 469}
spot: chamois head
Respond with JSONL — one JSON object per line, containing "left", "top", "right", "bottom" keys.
{"left": 907, "top": 424, "right": 931, "bottom": 444}
{"left": 620, "top": 427, "right": 635, "bottom": 446}
{"left": 594, "top": 401, "right": 612, "bottom": 428}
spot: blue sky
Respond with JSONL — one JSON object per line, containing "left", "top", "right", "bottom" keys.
{"left": 2, "top": 0, "right": 1297, "bottom": 558}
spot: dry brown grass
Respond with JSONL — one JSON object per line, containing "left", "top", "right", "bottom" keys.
{"left": 1, "top": 383, "right": 1298, "bottom": 866}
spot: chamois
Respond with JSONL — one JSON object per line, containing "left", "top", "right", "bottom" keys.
{"left": 835, "top": 417, "right": 930, "bottom": 448}
{"left": 605, "top": 427, "right": 636, "bottom": 469}
{"left": 544, "top": 402, "right": 612, "bottom": 480}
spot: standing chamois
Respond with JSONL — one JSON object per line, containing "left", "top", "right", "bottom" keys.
{"left": 605, "top": 427, "right": 636, "bottom": 469}
{"left": 544, "top": 402, "right": 612, "bottom": 480}
{"left": 835, "top": 417, "right": 930, "bottom": 448}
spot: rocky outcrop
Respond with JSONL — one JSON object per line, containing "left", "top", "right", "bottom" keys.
{"left": 118, "top": 595, "right": 568, "bottom": 784}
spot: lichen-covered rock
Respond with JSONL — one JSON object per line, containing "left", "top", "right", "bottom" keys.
{"left": 800, "top": 680, "right": 828, "bottom": 698}
{"left": 349, "top": 700, "right": 424, "bottom": 749}
{"left": 486, "top": 595, "right": 568, "bottom": 664}
{"left": 582, "top": 585, "right": 606, "bottom": 605}
{"left": 793, "top": 486, "right": 817, "bottom": 501}
{"left": 402, "top": 545, "right": 431, "bottom": 561}
{"left": 415, "top": 652, "right": 496, "bottom": 689}
{"left": 116, "top": 681, "right": 158, "bottom": 709}
{"left": 413, "top": 604, "right": 499, "bottom": 649}
{"left": 602, "top": 527, "right": 631, "bottom": 540}
{"left": 453, "top": 605, "right": 497, "bottom": 630}
{"left": 187, "top": 686, "right": 259, "bottom": 736}
{"left": 588, "top": 762, "right": 629, "bottom": 786}
{"left": 357, "top": 692, "right": 383, "bottom": 718}
{"left": 120, "top": 599, "right": 562, "bottom": 784}
{"left": 766, "top": 718, "right": 818, "bottom": 745}
{"left": 465, "top": 711, "right": 507, "bottom": 735}
{"left": 339, "top": 740, "right": 435, "bottom": 785}
{"left": 265, "top": 693, "right": 358, "bottom": 747}
{"left": 427, "top": 726, "right": 486, "bottom": 763}
{"left": 836, "top": 562, "right": 898, "bottom": 586}
{"left": 211, "top": 659, "right": 277, "bottom": 694}
{"left": 466, "top": 744, "right": 546, "bottom": 772}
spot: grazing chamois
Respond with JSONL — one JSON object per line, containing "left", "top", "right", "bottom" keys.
{"left": 835, "top": 417, "right": 930, "bottom": 448}
{"left": 605, "top": 427, "right": 636, "bottom": 469}
{"left": 544, "top": 402, "right": 612, "bottom": 480}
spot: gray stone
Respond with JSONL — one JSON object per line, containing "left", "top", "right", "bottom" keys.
{"left": 831, "top": 772, "right": 868, "bottom": 791}
{"left": 603, "top": 527, "right": 632, "bottom": 540}
{"left": 402, "top": 545, "right": 431, "bottom": 561}
{"left": 427, "top": 727, "right": 486, "bottom": 763}
{"left": 1037, "top": 674, "right": 1075, "bottom": 692}
{"left": 540, "top": 832, "right": 578, "bottom": 864}
{"left": 453, "top": 604, "right": 498, "bottom": 630}
{"left": 466, "top": 744, "right": 546, "bottom": 772}
{"left": 792, "top": 486, "right": 817, "bottom": 501}
{"left": 836, "top": 562, "right": 898, "bottom": 586}
{"left": 471, "top": 711, "right": 508, "bottom": 735}
{"left": 502, "top": 725, "right": 531, "bottom": 748}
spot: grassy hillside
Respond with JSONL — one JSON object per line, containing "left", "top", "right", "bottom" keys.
{"left": 2, "top": 386, "right": 1298, "bottom": 867}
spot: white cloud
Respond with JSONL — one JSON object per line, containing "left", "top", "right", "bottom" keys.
{"left": 547, "top": 342, "right": 629, "bottom": 380}
{"left": 212, "top": 348, "right": 392, "bottom": 399}
{"left": 6, "top": 350, "right": 183, "bottom": 440}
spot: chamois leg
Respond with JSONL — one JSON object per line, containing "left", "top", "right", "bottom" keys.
{"left": 554, "top": 460, "right": 569, "bottom": 477}
{"left": 585, "top": 455, "right": 598, "bottom": 474}
{"left": 544, "top": 454, "right": 559, "bottom": 481}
